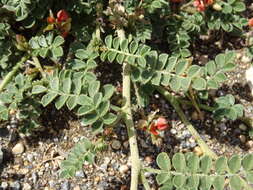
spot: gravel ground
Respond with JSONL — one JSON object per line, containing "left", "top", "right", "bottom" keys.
{"left": 1, "top": 22, "right": 253, "bottom": 190}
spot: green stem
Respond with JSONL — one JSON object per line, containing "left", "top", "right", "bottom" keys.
{"left": 117, "top": 28, "right": 141, "bottom": 190}
{"left": 0, "top": 55, "right": 29, "bottom": 92}
{"left": 140, "top": 169, "right": 151, "bottom": 190}
{"left": 177, "top": 98, "right": 215, "bottom": 112}
{"left": 32, "top": 56, "right": 46, "bottom": 78}
{"left": 156, "top": 86, "right": 218, "bottom": 159}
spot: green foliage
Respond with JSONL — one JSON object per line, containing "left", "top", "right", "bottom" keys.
{"left": 29, "top": 33, "right": 65, "bottom": 60}
{"left": 59, "top": 138, "right": 96, "bottom": 178}
{"left": 206, "top": 0, "right": 247, "bottom": 32}
{"left": 32, "top": 69, "right": 116, "bottom": 133}
{"left": 155, "top": 152, "right": 253, "bottom": 190}
{"left": 213, "top": 94, "right": 243, "bottom": 120}
{"left": 0, "top": 74, "right": 42, "bottom": 132}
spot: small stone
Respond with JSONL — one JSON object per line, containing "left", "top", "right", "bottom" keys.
{"left": 242, "top": 55, "right": 252, "bottom": 64}
{"left": 12, "top": 143, "right": 25, "bottom": 155}
{"left": 246, "top": 66, "right": 253, "bottom": 96}
{"left": 190, "top": 142, "right": 197, "bottom": 148}
{"left": 219, "top": 123, "right": 227, "bottom": 131}
{"left": 26, "top": 154, "right": 34, "bottom": 162}
{"left": 75, "top": 170, "right": 85, "bottom": 178}
{"left": 144, "top": 156, "right": 153, "bottom": 164}
{"left": 94, "top": 176, "right": 101, "bottom": 183}
{"left": 193, "top": 146, "right": 203, "bottom": 156}
{"left": 182, "top": 130, "right": 191, "bottom": 138}
{"left": 48, "top": 180, "right": 55, "bottom": 188}
{"left": 239, "top": 124, "right": 247, "bottom": 131}
{"left": 22, "top": 183, "right": 31, "bottom": 190}
{"left": 108, "top": 170, "right": 115, "bottom": 176}
{"left": 1, "top": 182, "right": 8, "bottom": 190}
{"left": 246, "top": 140, "right": 253, "bottom": 148}
{"left": 61, "top": 181, "right": 70, "bottom": 190}
{"left": 20, "top": 168, "right": 29, "bottom": 175}
{"left": 123, "top": 141, "right": 129, "bottom": 149}
{"left": 0, "top": 146, "right": 3, "bottom": 164}
{"left": 73, "top": 137, "right": 79, "bottom": 143}
{"left": 239, "top": 135, "right": 246, "bottom": 143}
{"left": 100, "top": 163, "right": 108, "bottom": 171}
{"left": 32, "top": 173, "right": 38, "bottom": 184}
{"left": 73, "top": 186, "right": 81, "bottom": 190}
{"left": 10, "top": 181, "right": 21, "bottom": 190}
{"left": 119, "top": 165, "right": 129, "bottom": 174}
{"left": 111, "top": 140, "right": 121, "bottom": 150}
{"left": 170, "top": 129, "right": 177, "bottom": 135}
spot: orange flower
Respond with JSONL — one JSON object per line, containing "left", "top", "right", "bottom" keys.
{"left": 249, "top": 18, "right": 253, "bottom": 27}
{"left": 194, "top": 0, "right": 214, "bottom": 11}
{"left": 47, "top": 16, "right": 55, "bottom": 24}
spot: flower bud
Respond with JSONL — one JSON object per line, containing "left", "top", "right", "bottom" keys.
{"left": 156, "top": 117, "right": 169, "bottom": 131}
{"left": 57, "top": 10, "right": 69, "bottom": 22}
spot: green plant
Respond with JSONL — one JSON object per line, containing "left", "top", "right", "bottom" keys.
{"left": 148, "top": 152, "right": 253, "bottom": 190}
{"left": 0, "top": 0, "right": 252, "bottom": 190}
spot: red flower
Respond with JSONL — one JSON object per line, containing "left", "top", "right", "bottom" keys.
{"left": 249, "top": 18, "right": 253, "bottom": 27}
{"left": 156, "top": 117, "right": 168, "bottom": 131}
{"left": 194, "top": 0, "right": 214, "bottom": 11}
{"left": 194, "top": 0, "right": 206, "bottom": 11}
{"left": 150, "top": 123, "right": 159, "bottom": 136}
{"left": 57, "top": 10, "right": 69, "bottom": 22}
{"left": 47, "top": 16, "right": 55, "bottom": 24}
{"left": 149, "top": 117, "right": 169, "bottom": 136}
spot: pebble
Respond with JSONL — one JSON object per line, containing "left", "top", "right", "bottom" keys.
{"left": 1, "top": 182, "right": 8, "bottom": 190}
{"left": 61, "top": 181, "right": 70, "bottom": 190}
{"left": 73, "top": 186, "right": 81, "bottom": 190}
{"left": 246, "top": 140, "right": 253, "bottom": 148}
{"left": 10, "top": 181, "right": 21, "bottom": 190}
{"left": 22, "top": 183, "right": 32, "bottom": 190}
{"left": 144, "top": 156, "right": 153, "bottom": 164}
{"left": 219, "top": 123, "right": 227, "bottom": 131}
{"left": 111, "top": 140, "right": 121, "bottom": 150}
{"left": 170, "top": 129, "right": 177, "bottom": 135}
{"left": 12, "top": 143, "right": 25, "bottom": 154}
{"left": 193, "top": 146, "right": 203, "bottom": 156}
{"left": 119, "top": 165, "right": 129, "bottom": 174}
{"left": 123, "top": 141, "right": 129, "bottom": 149}
{"left": 75, "top": 170, "right": 85, "bottom": 178}
{"left": 27, "top": 154, "right": 34, "bottom": 162}
{"left": 239, "top": 135, "right": 246, "bottom": 143}
{"left": 239, "top": 124, "right": 247, "bottom": 131}
{"left": 32, "top": 172, "right": 38, "bottom": 184}
{"left": 246, "top": 66, "right": 253, "bottom": 96}
{"left": 49, "top": 180, "right": 55, "bottom": 188}
{"left": 0, "top": 145, "right": 3, "bottom": 164}
{"left": 241, "top": 55, "right": 252, "bottom": 64}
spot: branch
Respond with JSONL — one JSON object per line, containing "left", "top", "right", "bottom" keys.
{"left": 156, "top": 86, "right": 218, "bottom": 159}
{"left": 117, "top": 28, "right": 141, "bottom": 190}
{"left": 0, "top": 55, "right": 29, "bottom": 92}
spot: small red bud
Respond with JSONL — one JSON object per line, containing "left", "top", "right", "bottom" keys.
{"left": 150, "top": 123, "right": 159, "bottom": 136}
{"left": 156, "top": 117, "right": 169, "bottom": 131}
{"left": 47, "top": 16, "right": 55, "bottom": 24}
{"left": 57, "top": 10, "right": 69, "bottom": 22}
